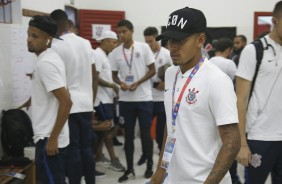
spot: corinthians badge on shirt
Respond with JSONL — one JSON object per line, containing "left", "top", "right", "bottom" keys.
{"left": 186, "top": 88, "right": 199, "bottom": 105}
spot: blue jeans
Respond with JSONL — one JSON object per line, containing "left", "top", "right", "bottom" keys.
{"left": 35, "top": 138, "right": 66, "bottom": 184}
{"left": 119, "top": 101, "right": 153, "bottom": 170}
{"left": 66, "top": 112, "right": 95, "bottom": 184}
{"left": 245, "top": 140, "right": 282, "bottom": 184}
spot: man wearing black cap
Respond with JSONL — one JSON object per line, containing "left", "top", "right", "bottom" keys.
{"left": 50, "top": 9, "right": 98, "bottom": 184}
{"left": 150, "top": 7, "right": 240, "bottom": 184}
{"left": 27, "top": 15, "right": 72, "bottom": 184}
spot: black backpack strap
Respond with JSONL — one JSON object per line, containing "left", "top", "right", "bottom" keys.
{"left": 248, "top": 38, "right": 265, "bottom": 103}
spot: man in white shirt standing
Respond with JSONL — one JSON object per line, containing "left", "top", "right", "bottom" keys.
{"left": 93, "top": 30, "right": 125, "bottom": 172}
{"left": 150, "top": 7, "right": 240, "bottom": 184}
{"left": 50, "top": 9, "right": 98, "bottom": 184}
{"left": 209, "top": 38, "right": 237, "bottom": 80}
{"left": 136, "top": 27, "right": 172, "bottom": 165}
{"left": 27, "top": 15, "right": 72, "bottom": 184}
{"left": 236, "top": 1, "right": 282, "bottom": 183}
{"left": 110, "top": 19, "right": 156, "bottom": 183}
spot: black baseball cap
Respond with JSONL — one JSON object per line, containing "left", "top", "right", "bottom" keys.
{"left": 29, "top": 15, "right": 57, "bottom": 37}
{"left": 156, "top": 7, "right": 206, "bottom": 41}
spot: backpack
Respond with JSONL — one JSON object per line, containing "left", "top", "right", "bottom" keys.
{"left": 248, "top": 37, "right": 265, "bottom": 102}
{"left": 1, "top": 109, "right": 34, "bottom": 158}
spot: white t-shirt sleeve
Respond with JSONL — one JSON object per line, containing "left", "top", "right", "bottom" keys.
{"left": 93, "top": 50, "right": 102, "bottom": 72}
{"left": 209, "top": 75, "right": 238, "bottom": 126}
{"left": 143, "top": 44, "right": 155, "bottom": 66}
{"left": 236, "top": 44, "right": 257, "bottom": 81}
{"left": 37, "top": 61, "right": 65, "bottom": 92}
{"left": 91, "top": 50, "right": 96, "bottom": 65}
{"left": 110, "top": 50, "right": 119, "bottom": 71}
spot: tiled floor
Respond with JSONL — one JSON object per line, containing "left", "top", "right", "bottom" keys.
{"left": 92, "top": 136, "right": 270, "bottom": 184}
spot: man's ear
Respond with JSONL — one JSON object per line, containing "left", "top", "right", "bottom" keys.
{"left": 272, "top": 17, "right": 277, "bottom": 25}
{"left": 198, "top": 33, "right": 206, "bottom": 48}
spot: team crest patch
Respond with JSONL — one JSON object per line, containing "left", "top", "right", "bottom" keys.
{"left": 250, "top": 153, "right": 262, "bottom": 168}
{"left": 186, "top": 88, "right": 199, "bottom": 105}
{"left": 135, "top": 52, "right": 140, "bottom": 58}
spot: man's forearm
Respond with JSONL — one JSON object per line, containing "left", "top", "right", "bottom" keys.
{"left": 204, "top": 124, "right": 241, "bottom": 184}
{"left": 50, "top": 89, "right": 72, "bottom": 140}
{"left": 237, "top": 98, "right": 248, "bottom": 146}
{"left": 92, "top": 64, "right": 98, "bottom": 103}
{"left": 136, "top": 69, "right": 155, "bottom": 85}
{"left": 98, "top": 77, "right": 116, "bottom": 88}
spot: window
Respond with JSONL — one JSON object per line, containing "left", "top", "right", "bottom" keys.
{"left": 0, "top": 0, "right": 13, "bottom": 23}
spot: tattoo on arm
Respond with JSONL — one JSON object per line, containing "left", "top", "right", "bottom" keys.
{"left": 204, "top": 123, "right": 241, "bottom": 184}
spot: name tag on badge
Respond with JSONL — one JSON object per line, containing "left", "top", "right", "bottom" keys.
{"left": 125, "top": 74, "right": 134, "bottom": 83}
{"left": 161, "top": 136, "right": 176, "bottom": 170}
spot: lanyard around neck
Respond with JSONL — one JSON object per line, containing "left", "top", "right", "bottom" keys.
{"left": 171, "top": 57, "right": 204, "bottom": 133}
{"left": 123, "top": 45, "right": 134, "bottom": 73}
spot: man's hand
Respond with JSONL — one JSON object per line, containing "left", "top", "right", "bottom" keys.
{"left": 149, "top": 168, "right": 166, "bottom": 184}
{"left": 120, "top": 82, "right": 129, "bottom": 91}
{"left": 129, "top": 82, "right": 139, "bottom": 91}
{"left": 46, "top": 137, "right": 59, "bottom": 156}
{"left": 112, "top": 83, "right": 119, "bottom": 95}
{"left": 236, "top": 146, "right": 252, "bottom": 166}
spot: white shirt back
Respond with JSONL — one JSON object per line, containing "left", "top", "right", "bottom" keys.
{"left": 209, "top": 56, "right": 237, "bottom": 80}
{"left": 52, "top": 33, "right": 94, "bottom": 113}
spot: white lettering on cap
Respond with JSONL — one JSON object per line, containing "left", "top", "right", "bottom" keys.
{"left": 166, "top": 15, "right": 188, "bottom": 29}
{"left": 172, "top": 15, "right": 178, "bottom": 25}
{"left": 178, "top": 18, "right": 187, "bottom": 29}
{"left": 167, "top": 16, "right": 171, "bottom": 27}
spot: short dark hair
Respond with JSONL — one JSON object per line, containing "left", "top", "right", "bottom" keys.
{"left": 273, "top": 1, "right": 282, "bottom": 17}
{"left": 215, "top": 38, "right": 233, "bottom": 52}
{"left": 143, "top": 27, "right": 158, "bottom": 36}
{"left": 117, "top": 19, "right": 134, "bottom": 31}
{"left": 50, "top": 9, "right": 68, "bottom": 23}
{"left": 235, "top": 35, "right": 247, "bottom": 43}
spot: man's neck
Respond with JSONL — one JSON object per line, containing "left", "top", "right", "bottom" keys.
{"left": 123, "top": 40, "right": 134, "bottom": 49}
{"left": 215, "top": 51, "right": 228, "bottom": 59}
{"left": 152, "top": 44, "right": 161, "bottom": 53}
{"left": 269, "top": 30, "right": 282, "bottom": 46}
{"left": 99, "top": 45, "right": 108, "bottom": 55}
{"left": 180, "top": 53, "right": 202, "bottom": 74}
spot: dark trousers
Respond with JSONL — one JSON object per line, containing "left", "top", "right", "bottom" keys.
{"left": 120, "top": 101, "right": 153, "bottom": 170}
{"left": 66, "top": 112, "right": 95, "bottom": 184}
{"left": 245, "top": 140, "right": 282, "bottom": 184}
{"left": 153, "top": 101, "right": 166, "bottom": 151}
{"left": 229, "top": 161, "right": 241, "bottom": 183}
{"left": 35, "top": 138, "right": 66, "bottom": 184}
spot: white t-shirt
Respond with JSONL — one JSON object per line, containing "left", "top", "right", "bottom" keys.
{"left": 52, "top": 33, "right": 94, "bottom": 113}
{"left": 236, "top": 35, "right": 282, "bottom": 141}
{"left": 93, "top": 47, "right": 114, "bottom": 104}
{"left": 31, "top": 48, "right": 69, "bottom": 148}
{"left": 163, "top": 58, "right": 238, "bottom": 184}
{"left": 110, "top": 41, "right": 155, "bottom": 101}
{"left": 209, "top": 56, "right": 237, "bottom": 80}
{"left": 151, "top": 47, "right": 172, "bottom": 101}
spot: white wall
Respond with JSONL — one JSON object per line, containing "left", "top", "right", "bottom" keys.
{"left": 21, "top": 0, "right": 278, "bottom": 43}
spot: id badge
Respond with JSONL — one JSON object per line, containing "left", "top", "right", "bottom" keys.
{"left": 161, "top": 136, "right": 176, "bottom": 169}
{"left": 125, "top": 74, "right": 134, "bottom": 83}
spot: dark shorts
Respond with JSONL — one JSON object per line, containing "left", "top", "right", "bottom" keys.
{"left": 94, "top": 103, "right": 114, "bottom": 121}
